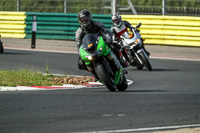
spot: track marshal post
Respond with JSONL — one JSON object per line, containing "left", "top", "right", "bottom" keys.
{"left": 31, "top": 15, "right": 37, "bottom": 49}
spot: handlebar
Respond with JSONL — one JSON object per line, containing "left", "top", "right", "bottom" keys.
{"left": 136, "top": 23, "right": 142, "bottom": 29}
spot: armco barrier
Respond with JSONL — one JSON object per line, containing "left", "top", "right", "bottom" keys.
{"left": 25, "top": 13, "right": 79, "bottom": 40}
{"left": 0, "top": 11, "right": 112, "bottom": 40}
{"left": 25, "top": 12, "right": 112, "bottom": 40}
{"left": 1, "top": 11, "right": 200, "bottom": 47}
{"left": 122, "top": 15, "right": 200, "bottom": 47}
{"left": 0, "top": 11, "right": 26, "bottom": 38}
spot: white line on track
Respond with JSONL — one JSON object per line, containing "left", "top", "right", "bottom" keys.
{"left": 78, "top": 124, "right": 200, "bottom": 133}
{"left": 4, "top": 47, "right": 77, "bottom": 54}
{"left": 5, "top": 47, "right": 200, "bottom": 61}
{"left": 151, "top": 56, "right": 200, "bottom": 62}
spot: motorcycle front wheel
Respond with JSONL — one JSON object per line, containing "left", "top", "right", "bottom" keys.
{"left": 95, "top": 64, "right": 117, "bottom": 92}
{"left": 117, "top": 75, "right": 128, "bottom": 91}
{"left": 138, "top": 52, "right": 152, "bottom": 71}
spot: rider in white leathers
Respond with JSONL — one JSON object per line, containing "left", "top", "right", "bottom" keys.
{"left": 110, "top": 13, "right": 150, "bottom": 56}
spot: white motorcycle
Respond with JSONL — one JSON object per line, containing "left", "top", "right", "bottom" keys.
{"left": 120, "top": 23, "right": 152, "bottom": 71}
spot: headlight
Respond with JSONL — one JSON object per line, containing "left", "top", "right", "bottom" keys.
{"left": 134, "top": 39, "right": 140, "bottom": 44}
{"left": 85, "top": 55, "right": 93, "bottom": 60}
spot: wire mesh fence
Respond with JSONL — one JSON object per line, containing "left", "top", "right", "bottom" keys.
{"left": 0, "top": 0, "right": 200, "bottom": 16}
{"left": 124, "top": 0, "right": 200, "bottom": 16}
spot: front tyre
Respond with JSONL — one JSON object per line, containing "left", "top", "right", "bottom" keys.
{"left": 138, "top": 52, "right": 152, "bottom": 71}
{"left": 95, "top": 64, "right": 117, "bottom": 92}
{"left": 117, "top": 76, "right": 128, "bottom": 91}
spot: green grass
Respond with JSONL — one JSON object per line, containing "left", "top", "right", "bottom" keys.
{"left": 0, "top": 69, "right": 57, "bottom": 87}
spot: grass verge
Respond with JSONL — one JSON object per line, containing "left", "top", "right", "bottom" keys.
{"left": 0, "top": 69, "right": 56, "bottom": 87}
{"left": 0, "top": 68, "right": 94, "bottom": 87}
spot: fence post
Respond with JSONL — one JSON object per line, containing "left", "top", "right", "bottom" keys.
{"left": 127, "top": 0, "right": 137, "bottom": 15}
{"left": 31, "top": 15, "right": 37, "bottom": 49}
{"left": 17, "top": 0, "right": 21, "bottom": 11}
{"left": 111, "top": 0, "right": 117, "bottom": 14}
{"left": 162, "top": 0, "right": 167, "bottom": 15}
{"left": 64, "top": 0, "right": 67, "bottom": 13}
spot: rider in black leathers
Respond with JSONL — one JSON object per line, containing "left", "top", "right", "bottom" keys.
{"left": 75, "top": 9, "right": 128, "bottom": 70}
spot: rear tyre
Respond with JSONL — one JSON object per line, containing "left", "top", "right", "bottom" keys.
{"left": 95, "top": 64, "right": 117, "bottom": 92}
{"left": 138, "top": 52, "right": 152, "bottom": 71}
{"left": 0, "top": 41, "right": 3, "bottom": 54}
{"left": 136, "top": 65, "right": 143, "bottom": 70}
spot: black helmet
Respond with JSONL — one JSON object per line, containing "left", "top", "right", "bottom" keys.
{"left": 111, "top": 13, "right": 122, "bottom": 27}
{"left": 77, "top": 9, "right": 92, "bottom": 29}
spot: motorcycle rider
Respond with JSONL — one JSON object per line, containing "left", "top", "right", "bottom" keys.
{"left": 75, "top": 9, "right": 128, "bottom": 71}
{"left": 110, "top": 13, "right": 150, "bottom": 56}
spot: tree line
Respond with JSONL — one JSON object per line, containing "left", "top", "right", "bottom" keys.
{"left": 0, "top": 0, "right": 200, "bottom": 14}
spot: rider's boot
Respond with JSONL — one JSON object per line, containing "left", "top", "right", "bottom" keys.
{"left": 107, "top": 52, "right": 122, "bottom": 70}
{"left": 85, "top": 64, "right": 99, "bottom": 82}
{"left": 117, "top": 52, "right": 129, "bottom": 68}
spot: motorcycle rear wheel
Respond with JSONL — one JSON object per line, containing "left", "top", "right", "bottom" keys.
{"left": 95, "top": 64, "right": 117, "bottom": 92}
{"left": 0, "top": 41, "right": 3, "bottom": 54}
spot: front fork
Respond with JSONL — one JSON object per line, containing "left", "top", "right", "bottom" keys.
{"left": 134, "top": 49, "right": 149, "bottom": 65}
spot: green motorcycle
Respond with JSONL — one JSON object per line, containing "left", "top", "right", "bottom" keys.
{"left": 79, "top": 33, "right": 128, "bottom": 92}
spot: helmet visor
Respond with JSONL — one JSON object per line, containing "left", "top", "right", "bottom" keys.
{"left": 78, "top": 18, "right": 89, "bottom": 24}
{"left": 113, "top": 19, "right": 121, "bottom": 25}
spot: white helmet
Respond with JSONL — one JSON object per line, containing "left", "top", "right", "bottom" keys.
{"left": 111, "top": 13, "right": 122, "bottom": 27}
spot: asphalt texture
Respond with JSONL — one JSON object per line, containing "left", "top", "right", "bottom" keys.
{"left": 0, "top": 38, "right": 200, "bottom": 133}
{"left": 2, "top": 37, "right": 200, "bottom": 60}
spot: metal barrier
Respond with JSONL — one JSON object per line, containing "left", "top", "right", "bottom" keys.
{"left": 0, "top": 11, "right": 112, "bottom": 40}
{"left": 25, "top": 12, "right": 112, "bottom": 40}
{"left": 122, "top": 15, "right": 200, "bottom": 47}
{"left": 0, "top": 11, "right": 26, "bottom": 38}
{"left": 0, "top": 11, "right": 200, "bottom": 47}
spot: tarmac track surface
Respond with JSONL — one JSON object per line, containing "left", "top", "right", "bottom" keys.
{"left": 0, "top": 41, "right": 200, "bottom": 133}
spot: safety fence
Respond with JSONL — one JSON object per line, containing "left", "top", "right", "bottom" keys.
{"left": 0, "top": 11, "right": 26, "bottom": 38}
{"left": 122, "top": 15, "right": 200, "bottom": 47}
{"left": 0, "top": 11, "right": 112, "bottom": 40}
{"left": 25, "top": 12, "right": 81, "bottom": 40}
{"left": 0, "top": 11, "right": 200, "bottom": 47}
{"left": 25, "top": 12, "right": 112, "bottom": 40}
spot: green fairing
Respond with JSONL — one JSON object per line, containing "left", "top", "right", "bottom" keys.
{"left": 97, "top": 36, "right": 111, "bottom": 57}
{"left": 79, "top": 47, "right": 90, "bottom": 62}
{"left": 79, "top": 36, "right": 111, "bottom": 66}
{"left": 115, "top": 69, "right": 123, "bottom": 84}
